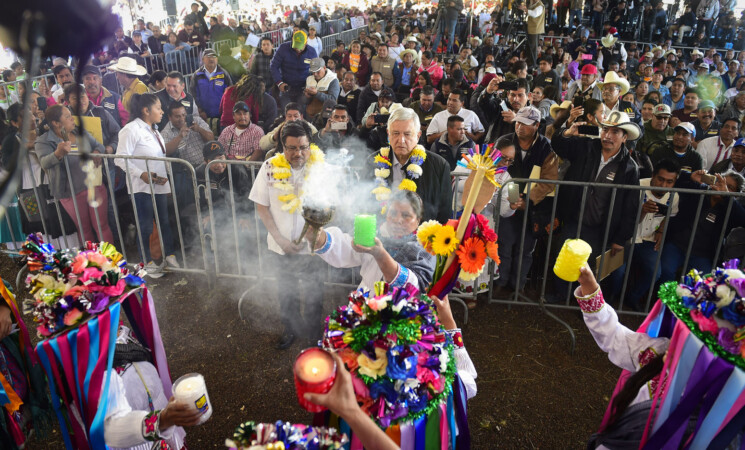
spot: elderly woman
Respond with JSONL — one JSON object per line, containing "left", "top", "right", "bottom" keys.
{"left": 35, "top": 104, "right": 115, "bottom": 244}
{"left": 307, "top": 190, "right": 435, "bottom": 290}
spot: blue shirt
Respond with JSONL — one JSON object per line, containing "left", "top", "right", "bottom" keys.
{"left": 402, "top": 65, "right": 412, "bottom": 86}
{"left": 663, "top": 93, "right": 685, "bottom": 110}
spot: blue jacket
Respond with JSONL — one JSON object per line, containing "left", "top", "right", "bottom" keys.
{"left": 191, "top": 65, "right": 233, "bottom": 118}
{"left": 270, "top": 42, "right": 318, "bottom": 87}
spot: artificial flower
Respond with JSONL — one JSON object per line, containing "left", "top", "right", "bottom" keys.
{"left": 458, "top": 266, "right": 484, "bottom": 282}
{"left": 398, "top": 179, "right": 417, "bottom": 192}
{"left": 358, "top": 347, "right": 388, "bottom": 379}
{"left": 485, "top": 240, "right": 500, "bottom": 263}
{"left": 374, "top": 154, "right": 392, "bottom": 166}
{"left": 722, "top": 301, "right": 745, "bottom": 327}
{"left": 339, "top": 347, "right": 360, "bottom": 371}
{"left": 367, "top": 295, "right": 388, "bottom": 311}
{"left": 386, "top": 347, "right": 418, "bottom": 380}
{"left": 86, "top": 252, "right": 109, "bottom": 268}
{"left": 416, "top": 220, "right": 442, "bottom": 250}
{"left": 475, "top": 214, "right": 498, "bottom": 242}
{"left": 71, "top": 254, "right": 88, "bottom": 274}
{"left": 716, "top": 284, "right": 736, "bottom": 308}
{"left": 63, "top": 309, "right": 84, "bottom": 326}
{"left": 456, "top": 237, "right": 487, "bottom": 273}
{"left": 690, "top": 309, "right": 719, "bottom": 334}
{"left": 374, "top": 168, "right": 391, "bottom": 178}
{"left": 431, "top": 226, "right": 459, "bottom": 256}
{"left": 718, "top": 327, "right": 740, "bottom": 354}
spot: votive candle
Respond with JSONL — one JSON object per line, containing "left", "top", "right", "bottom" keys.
{"left": 354, "top": 214, "right": 377, "bottom": 247}
{"left": 173, "top": 373, "right": 212, "bottom": 424}
{"left": 553, "top": 239, "right": 593, "bottom": 282}
{"left": 293, "top": 348, "right": 337, "bottom": 413}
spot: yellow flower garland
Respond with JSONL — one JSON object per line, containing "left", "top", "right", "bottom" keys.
{"left": 372, "top": 145, "right": 427, "bottom": 203}
{"left": 268, "top": 144, "right": 325, "bottom": 214}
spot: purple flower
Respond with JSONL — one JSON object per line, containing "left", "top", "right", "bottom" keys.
{"left": 88, "top": 292, "right": 110, "bottom": 314}
{"left": 386, "top": 347, "right": 417, "bottom": 380}
{"left": 722, "top": 301, "right": 745, "bottom": 327}
{"left": 718, "top": 328, "right": 740, "bottom": 354}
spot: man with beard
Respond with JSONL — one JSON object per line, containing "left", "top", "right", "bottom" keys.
{"left": 649, "top": 122, "right": 703, "bottom": 172}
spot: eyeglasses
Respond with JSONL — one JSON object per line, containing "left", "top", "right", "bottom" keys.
{"left": 284, "top": 145, "right": 310, "bottom": 153}
{"left": 499, "top": 157, "right": 515, "bottom": 166}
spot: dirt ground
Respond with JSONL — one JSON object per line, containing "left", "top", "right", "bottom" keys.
{"left": 1, "top": 251, "right": 645, "bottom": 450}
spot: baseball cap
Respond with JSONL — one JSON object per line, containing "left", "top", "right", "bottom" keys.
{"left": 233, "top": 101, "right": 250, "bottom": 113}
{"left": 309, "top": 57, "right": 325, "bottom": 72}
{"left": 699, "top": 100, "right": 716, "bottom": 111}
{"left": 514, "top": 106, "right": 541, "bottom": 125}
{"left": 201, "top": 48, "right": 217, "bottom": 59}
{"left": 80, "top": 65, "right": 101, "bottom": 77}
{"left": 653, "top": 104, "right": 672, "bottom": 116}
{"left": 203, "top": 141, "right": 225, "bottom": 160}
{"left": 485, "top": 67, "right": 497, "bottom": 74}
{"left": 580, "top": 64, "right": 598, "bottom": 75}
{"left": 292, "top": 30, "right": 308, "bottom": 51}
{"left": 644, "top": 52, "right": 654, "bottom": 59}
{"left": 674, "top": 122, "right": 696, "bottom": 138}
{"left": 735, "top": 137, "right": 745, "bottom": 148}
{"left": 378, "top": 88, "right": 395, "bottom": 100}
{"left": 698, "top": 62, "right": 710, "bottom": 70}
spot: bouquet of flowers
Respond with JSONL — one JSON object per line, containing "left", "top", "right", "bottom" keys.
{"left": 322, "top": 283, "right": 456, "bottom": 428}
{"left": 225, "top": 420, "right": 348, "bottom": 450}
{"left": 414, "top": 145, "right": 506, "bottom": 297}
{"left": 661, "top": 259, "right": 745, "bottom": 366}
{"left": 21, "top": 233, "right": 146, "bottom": 337}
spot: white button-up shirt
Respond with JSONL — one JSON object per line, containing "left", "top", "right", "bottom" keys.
{"left": 116, "top": 118, "right": 171, "bottom": 195}
{"left": 426, "top": 107, "right": 484, "bottom": 136}
{"left": 696, "top": 136, "right": 734, "bottom": 171}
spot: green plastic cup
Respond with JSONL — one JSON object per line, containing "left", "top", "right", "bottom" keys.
{"left": 354, "top": 214, "right": 377, "bottom": 247}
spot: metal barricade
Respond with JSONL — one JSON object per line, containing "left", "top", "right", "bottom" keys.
{"left": 0, "top": 73, "right": 57, "bottom": 107}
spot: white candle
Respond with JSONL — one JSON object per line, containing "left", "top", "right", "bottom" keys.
{"left": 173, "top": 373, "right": 212, "bottom": 424}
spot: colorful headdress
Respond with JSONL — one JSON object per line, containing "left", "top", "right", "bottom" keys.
{"left": 226, "top": 421, "right": 348, "bottom": 449}
{"left": 322, "top": 283, "right": 456, "bottom": 428}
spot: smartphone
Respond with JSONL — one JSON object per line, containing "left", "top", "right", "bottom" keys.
{"left": 578, "top": 125, "right": 600, "bottom": 136}
{"left": 582, "top": 54, "right": 593, "bottom": 60}
{"left": 331, "top": 121, "right": 347, "bottom": 130}
{"left": 322, "top": 107, "right": 333, "bottom": 119}
{"left": 37, "top": 96, "right": 48, "bottom": 111}
{"left": 656, "top": 203, "right": 669, "bottom": 216}
{"left": 186, "top": 114, "right": 194, "bottom": 127}
{"left": 573, "top": 96, "right": 584, "bottom": 108}
{"left": 500, "top": 99, "right": 509, "bottom": 112}
{"left": 498, "top": 81, "right": 518, "bottom": 91}
{"left": 701, "top": 173, "right": 717, "bottom": 185}
{"left": 506, "top": 182, "right": 520, "bottom": 203}
{"left": 374, "top": 114, "right": 390, "bottom": 124}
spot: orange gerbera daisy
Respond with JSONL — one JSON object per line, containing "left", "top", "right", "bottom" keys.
{"left": 456, "top": 237, "right": 487, "bottom": 273}
{"left": 485, "top": 241, "right": 500, "bottom": 264}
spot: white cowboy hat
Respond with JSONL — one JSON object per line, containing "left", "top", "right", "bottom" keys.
{"left": 651, "top": 46, "right": 663, "bottom": 53}
{"left": 470, "top": 36, "right": 482, "bottom": 46}
{"left": 600, "top": 34, "right": 618, "bottom": 48}
{"left": 549, "top": 100, "right": 573, "bottom": 119}
{"left": 405, "top": 35, "right": 420, "bottom": 44}
{"left": 597, "top": 71, "right": 630, "bottom": 96}
{"left": 108, "top": 56, "right": 146, "bottom": 76}
{"left": 600, "top": 111, "right": 641, "bottom": 141}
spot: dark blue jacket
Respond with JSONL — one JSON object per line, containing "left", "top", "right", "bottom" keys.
{"left": 269, "top": 42, "right": 318, "bottom": 87}
{"left": 191, "top": 65, "right": 233, "bottom": 118}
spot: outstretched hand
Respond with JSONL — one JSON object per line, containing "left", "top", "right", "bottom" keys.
{"left": 352, "top": 237, "right": 384, "bottom": 258}
{"left": 431, "top": 295, "right": 457, "bottom": 330}
{"left": 578, "top": 265, "right": 599, "bottom": 297}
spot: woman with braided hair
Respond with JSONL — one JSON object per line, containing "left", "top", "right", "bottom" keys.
{"left": 218, "top": 74, "right": 278, "bottom": 132}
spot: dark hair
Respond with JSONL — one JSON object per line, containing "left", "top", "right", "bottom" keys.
{"left": 583, "top": 99, "right": 603, "bottom": 119}
{"left": 449, "top": 88, "right": 465, "bottom": 101}
{"left": 150, "top": 70, "right": 168, "bottom": 86}
{"left": 417, "top": 71, "right": 432, "bottom": 86}
{"left": 512, "top": 77, "right": 530, "bottom": 92}
{"left": 52, "top": 64, "right": 71, "bottom": 78}
{"left": 10, "top": 62, "right": 22, "bottom": 70}
{"left": 127, "top": 93, "right": 159, "bottom": 123}
{"left": 62, "top": 83, "right": 84, "bottom": 100}
{"left": 441, "top": 78, "right": 457, "bottom": 90}
{"left": 166, "top": 71, "right": 185, "bottom": 85}
{"left": 653, "top": 158, "right": 681, "bottom": 175}
{"left": 1, "top": 70, "right": 12, "bottom": 82}
{"left": 447, "top": 115, "right": 464, "bottom": 127}
{"left": 45, "top": 104, "right": 66, "bottom": 124}
{"left": 511, "top": 60, "right": 528, "bottom": 73}
{"left": 495, "top": 135, "right": 514, "bottom": 151}
{"left": 167, "top": 101, "right": 186, "bottom": 116}
{"left": 370, "top": 71, "right": 384, "bottom": 80}
{"left": 422, "top": 50, "right": 433, "bottom": 60}
{"left": 642, "top": 99, "right": 658, "bottom": 107}
{"left": 6, "top": 103, "right": 22, "bottom": 124}
{"left": 543, "top": 85, "right": 560, "bottom": 103}
{"left": 605, "top": 354, "right": 665, "bottom": 430}
{"left": 671, "top": 77, "right": 686, "bottom": 86}
{"left": 280, "top": 120, "right": 313, "bottom": 145}
{"left": 421, "top": 85, "right": 435, "bottom": 96}
{"left": 284, "top": 102, "right": 301, "bottom": 115}
{"left": 723, "top": 118, "right": 741, "bottom": 130}
{"left": 260, "top": 36, "right": 273, "bottom": 45}
{"left": 388, "top": 189, "right": 424, "bottom": 220}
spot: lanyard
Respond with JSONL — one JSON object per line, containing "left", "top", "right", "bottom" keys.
{"left": 713, "top": 138, "right": 729, "bottom": 166}
{"left": 148, "top": 127, "right": 165, "bottom": 154}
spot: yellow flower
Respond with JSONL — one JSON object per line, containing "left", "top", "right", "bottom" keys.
{"left": 309, "top": 145, "right": 325, "bottom": 164}
{"left": 371, "top": 185, "right": 391, "bottom": 201}
{"left": 272, "top": 168, "right": 292, "bottom": 179}
{"left": 270, "top": 154, "right": 291, "bottom": 168}
{"left": 411, "top": 146, "right": 427, "bottom": 159}
{"left": 374, "top": 155, "right": 392, "bottom": 166}
{"left": 398, "top": 179, "right": 417, "bottom": 192}
{"left": 281, "top": 197, "right": 302, "bottom": 213}
{"left": 357, "top": 347, "right": 388, "bottom": 379}
{"left": 275, "top": 182, "right": 294, "bottom": 192}
{"left": 380, "top": 147, "right": 390, "bottom": 158}
{"left": 374, "top": 168, "right": 391, "bottom": 179}
{"left": 416, "top": 220, "right": 442, "bottom": 251}
{"left": 458, "top": 266, "right": 484, "bottom": 282}
{"left": 278, "top": 193, "right": 296, "bottom": 203}
{"left": 431, "top": 226, "right": 459, "bottom": 256}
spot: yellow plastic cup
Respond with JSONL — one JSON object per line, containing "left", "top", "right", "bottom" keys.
{"left": 553, "top": 239, "right": 593, "bottom": 282}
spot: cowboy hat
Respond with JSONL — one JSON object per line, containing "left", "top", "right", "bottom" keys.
{"left": 651, "top": 46, "right": 663, "bottom": 53}
{"left": 597, "top": 71, "right": 630, "bottom": 95}
{"left": 470, "top": 36, "right": 482, "bottom": 46}
{"left": 600, "top": 34, "right": 618, "bottom": 48}
{"left": 108, "top": 56, "right": 146, "bottom": 76}
{"left": 600, "top": 111, "right": 641, "bottom": 140}
{"left": 400, "top": 48, "right": 419, "bottom": 64}
{"left": 405, "top": 35, "right": 420, "bottom": 44}
{"left": 550, "top": 100, "right": 573, "bottom": 119}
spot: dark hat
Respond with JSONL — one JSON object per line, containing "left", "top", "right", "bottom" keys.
{"left": 201, "top": 48, "right": 217, "bottom": 59}
{"left": 80, "top": 65, "right": 101, "bottom": 77}
{"left": 379, "top": 88, "right": 395, "bottom": 100}
{"left": 203, "top": 141, "right": 225, "bottom": 160}
{"left": 233, "top": 101, "right": 250, "bottom": 113}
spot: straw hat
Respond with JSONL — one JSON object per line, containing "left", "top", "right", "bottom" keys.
{"left": 600, "top": 34, "right": 618, "bottom": 48}
{"left": 597, "top": 71, "right": 630, "bottom": 95}
{"left": 550, "top": 100, "right": 573, "bottom": 119}
{"left": 108, "top": 56, "right": 147, "bottom": 76}
{"left": 600, "top": 111, "right": 640, "bottom": 140}
{"left": 400, "top": 48, "right": 419, "bottom": 64}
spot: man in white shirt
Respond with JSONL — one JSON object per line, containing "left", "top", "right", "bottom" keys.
{"left": 695, "top": 118, "right": 739, "bottom": 170}
{"left": 249, "top": 120, "right": 326, "bottom": 350}
{"left": 426, "top": 89, "right": 484, "bottom": 144}
{"left": 621, "top": 159, "right": 680, "bottom": 310}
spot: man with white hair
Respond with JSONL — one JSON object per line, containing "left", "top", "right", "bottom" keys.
{"left": 371, "top": 107, "right": 452, "bottom": 223}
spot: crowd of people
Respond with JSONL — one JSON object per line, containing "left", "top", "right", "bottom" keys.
{"left": 1, "top": 0, "right": 745, "bottom": 448}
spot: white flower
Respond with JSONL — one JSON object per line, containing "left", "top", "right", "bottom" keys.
{"left": 408, "top": 164, "right": 423, "bottom": 177}
{"left": 439, "top": 348, "right": 450, "bottom": 372}
{"left": 676, "top": 285, "right": 693, "bottom": 298}
{"left": 716, "top": 284, "right": 736, "bottom": 308}
{"left": 725, "top": 269, "right": 745, "bottom": 280}
{"left": 375, "top": 168, "right": 391, "bottom": 179}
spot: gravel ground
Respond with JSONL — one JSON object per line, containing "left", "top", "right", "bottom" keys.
{"left": 2, "top": 251, "right": 644, "bottom": 449}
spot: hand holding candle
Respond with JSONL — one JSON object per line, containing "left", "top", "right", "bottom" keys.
{"left": 554, "top": 239, "right": 593, "bottom": 282}
{"left": 294, "top": 348, "right": 337, "bottom": 413}
{"left": 173, "top": 373, "right": 213, "bottom": 425}
{"left": 354, "top": 214, "right": 377, "bottom": 247}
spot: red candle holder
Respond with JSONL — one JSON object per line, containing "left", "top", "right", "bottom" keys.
{"left": 293, "top": 347, "right": 337, "bottom": 413}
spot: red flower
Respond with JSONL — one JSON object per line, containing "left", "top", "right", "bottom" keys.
{"left": 475, "top": 214, "right": 497, "bottom": 242}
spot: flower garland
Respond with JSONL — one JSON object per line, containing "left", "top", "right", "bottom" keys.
{"left": 371, "top": 145, "right": 427, "bottom": 203}
{"left": 268, "top": 144, "right": 325, "bottom": 214}
{"left": 21, "top": 233, "right": 146, "bottom": 337}
{"left": 225, "top": 421, "right": 347, "bottom": 449}
{"left": 322, "top": 283, "right": 456, "bottom": 428}
{"left": 660, "top": 260, "right": 745, "bottom": 370}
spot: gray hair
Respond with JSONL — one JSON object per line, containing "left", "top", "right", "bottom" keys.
{"left": 387, "top": 106, "right": 420, "bottom": 131}
{"left": 721, "top": 170, "right": 745, "bottom": 193}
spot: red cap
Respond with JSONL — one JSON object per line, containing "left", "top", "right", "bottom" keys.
{"left": 608, "top": 27, "right": 618, "bottom": 35}
{"left": 580, "top": 64, "right": 598, "bottom": 75}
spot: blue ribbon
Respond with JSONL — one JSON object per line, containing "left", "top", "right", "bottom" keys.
{"left": 655, "top": 333, "right": 703, "bottom": 431}
{"left": 67, "top": 328, "right": 84, "bottom": 425}
{"left": 414, "top": 414, "right": 426, "bottom": 450}
{"left": 84, "top": 318, "right": 100, "bottom": 404}
{"left": 339, "top": 417, "right": 351, "bottom": 450}
{"left": 88, "top": 301, "right": 121, "bottom": 449}
{"left": 447, "top": 392, "right": 456, "bottom": 450}
{"left": 36, "top": 343, "right": 73, "bottom": 449}
{"left": 689, "top": 369, "right": 745, "bottom": 448}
